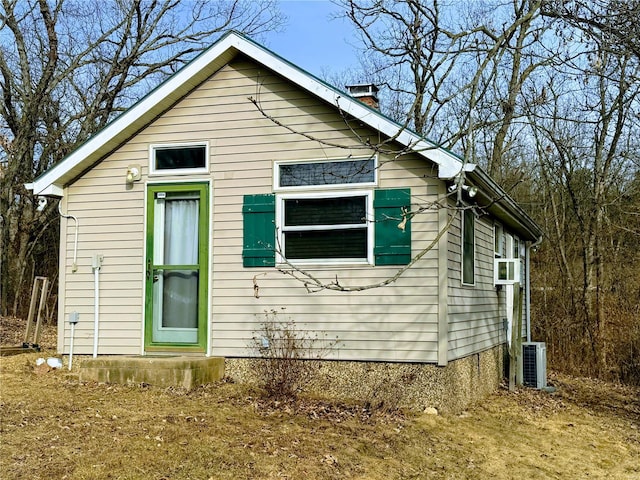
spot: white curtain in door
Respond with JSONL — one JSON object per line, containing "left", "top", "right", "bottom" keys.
{"left": 162, "top": 198, "right": 199, "bottom": 328}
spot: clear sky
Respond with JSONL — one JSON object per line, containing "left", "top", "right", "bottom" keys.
{"left": 263, "top": 0, "right": 361, "bottom": 77}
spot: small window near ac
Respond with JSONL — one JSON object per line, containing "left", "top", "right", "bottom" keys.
{"left": 151, "top": 143, "right": 208, "bottom": 175}
{"left": 494, "top": 258, "right": 522, "bottom": 285}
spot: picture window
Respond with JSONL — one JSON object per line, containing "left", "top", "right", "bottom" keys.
{"left": 278, "top": 193, "right": 372, "bottom": 263}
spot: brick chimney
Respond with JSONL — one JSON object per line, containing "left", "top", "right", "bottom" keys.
{"left": 346, "top": 83, "right": 379, "bottom": 110}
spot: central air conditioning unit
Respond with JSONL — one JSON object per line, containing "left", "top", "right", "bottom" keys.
{"left": 520, "top": 341, "right": 547, "bottom": 389}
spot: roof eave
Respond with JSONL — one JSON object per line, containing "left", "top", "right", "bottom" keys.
{"left": 468, "top": 167, "right": 542, "bottom": 242}
{"left": 32, "top": 31, "right": 465, "bottom": 196}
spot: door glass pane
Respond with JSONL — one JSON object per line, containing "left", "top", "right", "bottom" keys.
{"left": 164, "top": 194, "right": 199, "bottom": 265}
{"left": 161, "top": 269, "right": 199, "bottom": 329}
{"left": 151, "top": 190, "right": 201, "bottom": 344}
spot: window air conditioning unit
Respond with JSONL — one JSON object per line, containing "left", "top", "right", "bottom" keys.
{"left": 520, "top": 342, "right": 547, "bottom": 389}
{"left": 494, "top": 258, "right": 521, "bottom": 285}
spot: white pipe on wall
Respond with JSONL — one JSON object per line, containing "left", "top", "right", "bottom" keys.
{"left": 58, "top": 202, "right": 79, "bottom": 272}
{"left": 69, "top": 322, "right": 76, "bottom": 370}
{"left": 93, "top": 265, "right": 99, "bottom": 357}
{"left": 92, "top": 255, "right": 103, "bottom": 358}
{"left": 68, "top": 311, "right": 79, "bottom": 370}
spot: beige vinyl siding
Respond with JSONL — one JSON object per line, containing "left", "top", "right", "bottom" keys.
{"left": 202, "top": 59, "right": 442, "bottom": 362}
{"left": 447, "top": 211, "right": 503, "bottom": 361}
{"left": 58, "top": 57, "right": 443, "bottom": 361}
{"left": 58, "top": 154, "right": 146, "bottom": 354}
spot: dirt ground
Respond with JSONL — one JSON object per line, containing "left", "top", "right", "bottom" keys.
{"left": 1, "top": 316, "right": 639, "bottom": 479}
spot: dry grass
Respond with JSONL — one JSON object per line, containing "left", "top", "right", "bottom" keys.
{"left": 1, "top": 317, "right": 639, "bottom": 479}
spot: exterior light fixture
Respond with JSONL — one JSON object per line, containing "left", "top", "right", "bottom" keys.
{"left": 448, "top": 179, "right": 478, "bottom": 198}
{"left": 126, "top": 165, "right": 141, "bottom": 184}
{"left": 462, "top": 184, "right": 478, "bottom": 198}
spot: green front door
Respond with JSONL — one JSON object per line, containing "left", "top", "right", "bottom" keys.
{"left": 145, "top": 183, "right": 208, "bottom": 351}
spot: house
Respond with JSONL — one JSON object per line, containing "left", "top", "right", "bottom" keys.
{"left": 28, "top": 31, "right": 542, "bottom": 410}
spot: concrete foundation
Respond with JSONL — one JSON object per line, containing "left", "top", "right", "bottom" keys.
{"left": 226, "top": 345, "right": 505, "bottom": 414}
{"left": 80, "top": 356, "right": 225, "bottom": 390}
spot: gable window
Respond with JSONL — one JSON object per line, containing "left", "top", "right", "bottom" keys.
{"left": 275, "top": 157, "right": 376, "bottom": 189}
{"left": 150, "top": 143, "right": 208, "bottom": 175}
{"left": 462, "top": 208, "right": 475, "bottom": 285}
{"left": 278, "top": 192, "right": 372, "bottom": 263}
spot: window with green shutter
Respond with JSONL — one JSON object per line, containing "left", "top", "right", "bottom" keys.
{"left": 242, "top": 189, "right": 411, "bottom": 267}
{"left": 243, "top": 157, "right": 412, "bottom": 268}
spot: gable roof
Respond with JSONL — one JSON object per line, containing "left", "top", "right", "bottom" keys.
{"left": 28, "top": 31, "right": 541, "bottom": 241}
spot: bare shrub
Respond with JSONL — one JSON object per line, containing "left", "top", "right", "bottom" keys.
{"left": 250, "top": 309, "right": 340, "bottom": 398}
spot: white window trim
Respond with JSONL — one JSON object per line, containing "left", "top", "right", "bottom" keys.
{"left": 494, "top": 258, "right": 522, "bottom": 285}
{"left": 461, "top": 208, "right": 476, "bottom": 286}
{"left": 149, "top": 141, "right": 209, "bottom": 176}
{"left": 275, "top": 190, "right": 374, "bottom": 266}
{"left": 493, "top": 229, "right": 526, "bottom": 285}
{"left": 273, "top": 156, "right": 378, "bottom": 191}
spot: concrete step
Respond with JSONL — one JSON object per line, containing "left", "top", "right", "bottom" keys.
{"left": 80, "top": 356, "right": 224, "bottom": 390}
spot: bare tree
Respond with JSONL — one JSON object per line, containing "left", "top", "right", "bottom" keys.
{"left": 336, "top": 0, "right": 556, "bottom": 191}
{"left": 0, "top": 0, "right": 284, "bottom": 317}
{"left": 526, "top": 31, "right": 640, "bottom": 377}
{"left": 541, "top": 0, "right": 640, "bottom": 59}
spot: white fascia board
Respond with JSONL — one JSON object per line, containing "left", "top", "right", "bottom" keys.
{"left": 38, "top": 184, "right": 64, "bottom": 197}
{"left": 31, "top": 35, "right": 243, "bottom": 196}
{"left": 25, "top": 182, "right": 64, "bottom": 197}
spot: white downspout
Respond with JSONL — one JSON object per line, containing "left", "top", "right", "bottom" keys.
{"left": 68, "top": 311, "right": 79, "bottom": 370}
{"left": 58, "top": 202, "right": 79, "bottom": 272}
{"left": 92, "top": 254, "right": 103, "bottom": 357}
{"left": 69, "top": 322, "right": 76, "bottom": 369}
{"left": 525, "top": 237, "right": 543, "bottom": 342}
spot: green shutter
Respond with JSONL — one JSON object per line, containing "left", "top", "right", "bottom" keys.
{"left": 242, "top": 194, "right": 276, "bottom": 267}
{"left": 374, "top": 188, "right": 411, "bottom": 265}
